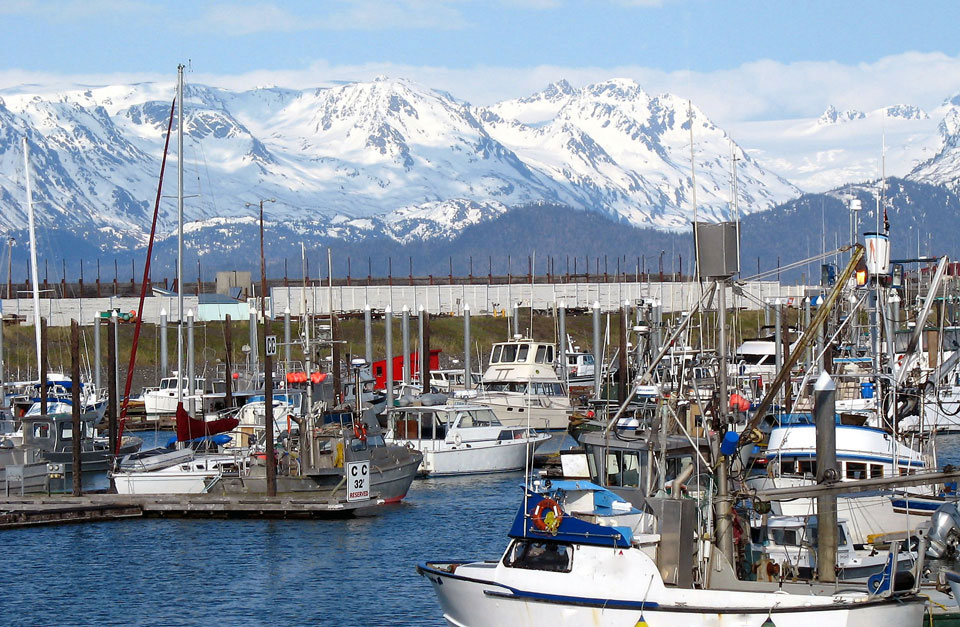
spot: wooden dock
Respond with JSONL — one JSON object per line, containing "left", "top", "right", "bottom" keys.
{"left": 0, "top": 493, "right": 383, "bottom": 529}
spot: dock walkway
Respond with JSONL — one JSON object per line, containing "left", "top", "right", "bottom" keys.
{"left": 0, "top": 493, "right": 381, "bottom": 529}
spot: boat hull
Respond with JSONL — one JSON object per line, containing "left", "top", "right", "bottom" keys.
{"left": 418, "top": 562, "right": 925, "bottom": 627}
{"left": 419, "top": 437, "right": 545, "bottom": 476}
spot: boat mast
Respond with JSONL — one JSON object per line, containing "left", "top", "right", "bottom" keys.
{"left": 22, "top": 138, "right": 42, "bottom": 380}
{"left": 176, "top": 64, "right": 185, "bottom": 407}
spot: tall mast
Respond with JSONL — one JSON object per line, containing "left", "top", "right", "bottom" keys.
{"left": 177, "top": 64, "right": 185, "bottom": 405}
{"left": 22, "top": 138, "right": 41, "bottom": 380}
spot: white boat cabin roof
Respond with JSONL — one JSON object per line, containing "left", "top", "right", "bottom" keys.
{"left": 483, "top": 337, "right": 560, "bottom": 383}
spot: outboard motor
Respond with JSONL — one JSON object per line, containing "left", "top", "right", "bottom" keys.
{"left": 927, "top": 502, "right": 960, "bottom": 559}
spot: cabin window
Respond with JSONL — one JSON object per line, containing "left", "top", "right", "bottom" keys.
{"left": 584, "top": 355, "right": 594, "bottom": 365}
{"left": 535, "top": 346, "right": 548, "bottom": 363}
{"left": 33, "top": 423, "right": 51, "bottom": 439}
{"left": 503, "top": 539, "right": 573, "bottom": 573}
{"left": 546, "top": 346, "right": 554, "bottom": 363}
{"left": 845, "top": 462, "right": 867, "bottom": 479}
{"left": 870, "top": 464, "right": 884, "bottom": 478}
{"left": 517, "top": 344, "right": 529, "bottom": 361}
{"left": 770, "top": 528, "right": 800, "bottom": 546}
{"left": 492, "top": 345, "right": 503, "bottom": 363}
{"left": 779, "top": 459, "right": 796, "bottom": 474}
{"left": 350, "top": 437, "right": 367, "bottom": 452}
{"left": 553, "top": 383, "right": 565, "bottom": 396}
{"left": 502, "top": 344, "right": 518, "bottom": 362}
{"left": 798, "top": 460, "right": 816, "bottom": 476}
{"left": 605, "top": 450, "right": 643, "bottom": 487}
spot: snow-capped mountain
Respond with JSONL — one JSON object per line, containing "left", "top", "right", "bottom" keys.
{"left": 817, "top": 106, "right": 866, "bottom": 125}
{"left": 0, "top": 76, "right": 801, "bottom": 249}
{"left": 484, "top": 79, "right": 798, "bottom": 227}
{"left": 908, "top": 95, "right": 960, "bottom": 193}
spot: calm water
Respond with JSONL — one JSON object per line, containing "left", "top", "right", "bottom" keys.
{"left": 2, "top": 470, "right": 523, "bottom": 626}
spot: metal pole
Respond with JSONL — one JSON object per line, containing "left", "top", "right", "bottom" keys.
{"left": 402, "top": 305, "right": 411, "bottom": 385}
{"left": 814, "top": 371, "right": 838, "bottom": 583}
{"left": 420, "top": 307, "right": 430, "bottom": 387}
{"left": 107, "top": 316, "right": 118, "bottom": 484}
{"left": 463, "top": 303, "right": 472, "bottom": 390}
{"left": 70, "top": 320, "right": 82, "bottom": 496}
{"left": 618, "top": 301, "right": 629, "bottom": 404}
{"left": 385, "top": 306, "right": 394, "bottom": 409}
{"left": 803, "top": 296, "right": 812, "bottom": 370}
{"left": 418, "top": 306, "right": 425, "bottom": 385}
{"left": 187, "top": 309, "right": 195, "bottom": 416}
{"left": 160, "top": 308, "right": 168, "bottom": 375}
{"left": 512, "top": 302, "right": 520, "bottom": 336}
{"left": 249, "top": 306, "right": 258, "bottom": 372}
{"left": 39, "top": 318, "right": 47, "bottom": 415}
{"left": 23, "top": 138, "right": 41, "bottom": 380}
{"left": 558, "top": 302, "right": 567, "bottom": 386}
{"left": 715, "top": 279, "right": 734, "bottom": 565}
{"left": 0, "top": 301, "right": 5, "bottom": 405}
{"left": 592, "top": 301, "right": 603, "bottom": 398}
{"left": 94, "top": 315, "right": 101, "bottom": 390}
{"left": 364, "top": 303, "right": 373, "bottom": 366}
{"left": 283, "top": 307, "right": 291, "bottom": 366}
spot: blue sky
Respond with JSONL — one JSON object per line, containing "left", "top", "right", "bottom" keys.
{"left": 2, "top": 1, "right": 960, "bottom": 122}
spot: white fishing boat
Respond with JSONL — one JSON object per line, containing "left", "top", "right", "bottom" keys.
{"left": 748, "top": 418, "right": 943, "bottom": 544}
{"left": 419, "top": 479, "right": 924, "bottom": 626}
{"left": 142, "top": 374, "right": 207, "bottom": 416}
{"left": 384, "top": 404, "right": 549, "bottom": 476}
{"left": 474, "top": 337, "right": 572, "bottom": 432}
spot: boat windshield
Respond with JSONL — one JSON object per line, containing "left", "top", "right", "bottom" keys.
{"left": 503, "top": 539, "right": 573, "bottom": 573}
{"left": 454, "top": 409, "right": 501, "bottom": 428}
{"left": 484, "top": 382, "right": 528, "bottom": 393}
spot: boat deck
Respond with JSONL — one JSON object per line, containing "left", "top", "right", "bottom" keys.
{"left": 0, "top": 493, "right": 381, "bottom": 529}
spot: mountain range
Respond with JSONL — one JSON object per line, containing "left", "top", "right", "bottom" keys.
{"left": 0, "top": 76, "right": 959, "bottom": 279}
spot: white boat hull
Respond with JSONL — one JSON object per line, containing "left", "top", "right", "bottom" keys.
{"left": 113, "top": 470, "right": 218, "bottom": 494}
{"left": 419, "top": 562, "right": 924, "bottom": 627}
{"left": 418, "top": 437, "right": 546, "bottom": 476}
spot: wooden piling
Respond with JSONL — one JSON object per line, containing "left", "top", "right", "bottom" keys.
{"left": 224, "top": 314, "right": 233, "bottom": 409}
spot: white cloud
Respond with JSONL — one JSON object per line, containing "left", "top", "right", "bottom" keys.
{"left": 2, "top": 51, "right": 960, "bottom": 130}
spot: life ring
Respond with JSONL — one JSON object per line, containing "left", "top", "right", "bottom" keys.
{"left": 531, "top": 497, "right": 563, "bottom": 534}
{"left": 353, "top": 423, "right": 368, "bottom": 441}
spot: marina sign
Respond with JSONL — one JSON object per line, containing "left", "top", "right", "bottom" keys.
{"left": 346, "top": 461, "right": 370, "bottom": 501}
{"left": 265, "top": 335, "right": 277, "bottom": 357}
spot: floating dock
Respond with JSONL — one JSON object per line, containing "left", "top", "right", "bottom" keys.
{"left": 0, "top": 493, "right": 382, "bottom": 529}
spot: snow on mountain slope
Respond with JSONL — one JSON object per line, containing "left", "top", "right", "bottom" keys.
{"left": 482, "top": 79, "right": 799, "bottom": 228}
{"left": 908, "top": 96, "right": 960, "bottom": 192}
{"left": 730, "top": 103, "right": 940, "bottom": 193}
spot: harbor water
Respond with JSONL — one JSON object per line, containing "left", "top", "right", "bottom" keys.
{"left": 2, "top": 465, "right": 522, "bottom": 626}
